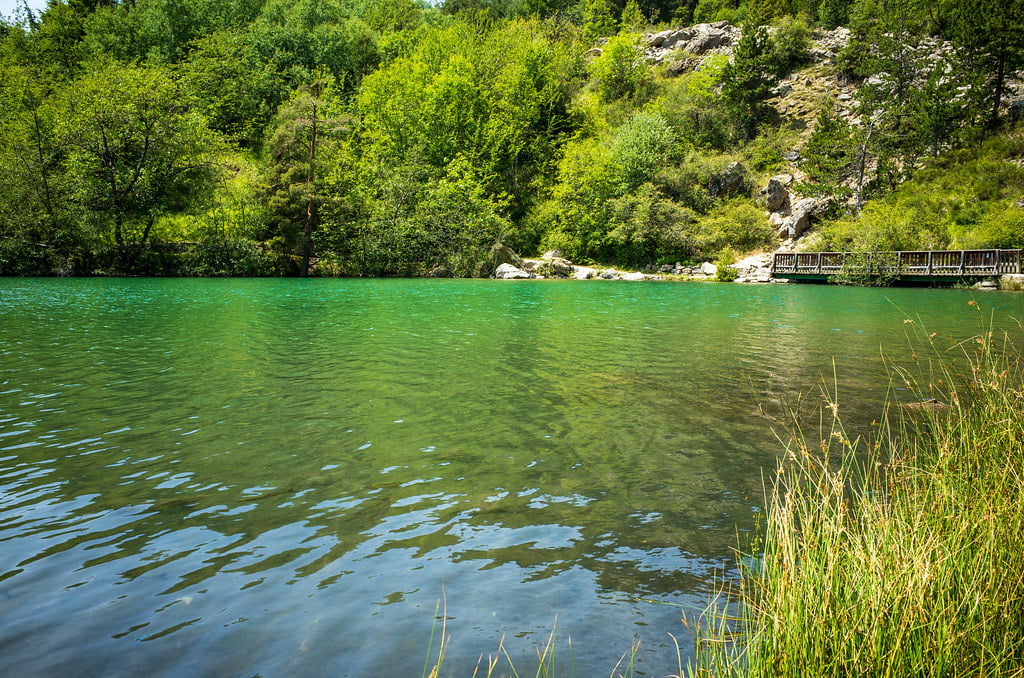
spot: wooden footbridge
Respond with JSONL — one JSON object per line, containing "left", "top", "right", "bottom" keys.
{"left": 772, "top": 249, "right": 1022, "bottom": 282}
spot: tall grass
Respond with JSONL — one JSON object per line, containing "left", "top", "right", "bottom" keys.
{"left": 689, "top": 310, "right": 1024, "bottom": 677}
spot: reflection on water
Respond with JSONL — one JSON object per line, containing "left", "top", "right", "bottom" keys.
{"left": 1, "top": 278, "right": 1020, "bottom": 676}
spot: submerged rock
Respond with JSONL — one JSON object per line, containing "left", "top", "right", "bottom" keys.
{"left": 899, "top": 398, "right": 949, "bottom": 413}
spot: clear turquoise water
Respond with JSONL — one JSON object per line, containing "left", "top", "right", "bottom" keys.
{"left": 1, "top": 278, "right": 1021, "bottom": 676}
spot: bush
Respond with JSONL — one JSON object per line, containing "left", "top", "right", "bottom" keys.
{"left": 176, "top": 240, "right": 289, "bottom": 276}
{"left": 959, "top": 205, "right": 1024, "bottom": 249}
{"left": 610, "top": 111, "right": 675, "bottom": 192}
{"left": 604, "top": 183, "right": 697, "bottom": 266}
{"left": 714, "top": 248, "right": 738, "bottom": 281}
{"left": 589, "top": 34, "right": 651, "bottom": 103}
{"left": 656, "top": 56, "right": 733, "bottom": 151}
{"left": 768, "top": 15, "right": 812, "bottom": 76}
{"left": 693, "top": 199, "right": 775, "bottom": 258}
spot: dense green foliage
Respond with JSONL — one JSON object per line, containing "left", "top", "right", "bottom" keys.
{"left": 0, "top": 0, "right": 1021, "bottom": 276}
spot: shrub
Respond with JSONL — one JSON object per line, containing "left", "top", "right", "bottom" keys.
{"left": 605, "top": 183, "right": 697, "bottom": 265}
{"left": 589, "top": 34, "right": 651, "bottom": 103}
{"left": 610, "top": 111, "right": 675, "bottom": 192}
{"left": 768, "top": 15, "right": 812, "bottom": 76}
{"left": 714, "top": 248, "right": 738, "bottom": 281}
{"left": 693, "top": 199, "right": 775, "bottom": 258}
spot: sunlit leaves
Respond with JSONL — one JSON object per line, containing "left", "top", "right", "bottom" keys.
{"left": 48, "top": 62, "right": 224, "bottom": 268}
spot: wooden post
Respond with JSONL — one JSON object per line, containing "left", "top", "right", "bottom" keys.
{"left": 959, "top": 250, "right": 965, "bottom": 275}
{"left": 927, "top": 251, "right": 933, "bottom": 276}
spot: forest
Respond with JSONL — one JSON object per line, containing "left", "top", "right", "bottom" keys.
{"left": 0, "top": 0, "right": 1021, "bottom": 276}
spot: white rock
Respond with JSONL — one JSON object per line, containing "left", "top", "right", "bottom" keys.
{"left": 574, "top": 267, "right": 594, "bottom": 280}
{"left": 494, "top": 263, "right": 533, "bottom": 279}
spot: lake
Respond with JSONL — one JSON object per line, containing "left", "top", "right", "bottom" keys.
{"left": 2, "top": 278, "right": 1021, "bottom": 677}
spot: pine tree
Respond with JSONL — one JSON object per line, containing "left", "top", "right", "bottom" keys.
{"left": 745, "top": 0, "right": 787, "bottom": 28}
{"left": 721, "top": 25, "right": 776, "bottom": 139}
{"left": 800, "top": 106, "right": 855, "bottom": 191}
{"left": 583, "top": 0, "right": 616, "bottom": 41}
{"left": 619, "top": 0, "right": 645, "bottom": 33}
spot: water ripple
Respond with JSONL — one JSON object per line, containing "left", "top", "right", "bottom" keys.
{"left": 1, "top": 278, "right": 1020, "bottom": 676}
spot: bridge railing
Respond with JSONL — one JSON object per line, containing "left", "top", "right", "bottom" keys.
{"left": 772, "top": 249, "right": 1022, "bottom": 277}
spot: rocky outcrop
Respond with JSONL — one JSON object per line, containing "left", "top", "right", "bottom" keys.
{"left": 810, "top": 26, "right": 851, "bottom": 60}
{"left": 758, "top": 175, "right": 829, "bottom": 242}
{"left": 494, "top": 263, "right": 534, "bottom": 279}
{"left": 732, "top": 253, "right": 774, "bottom": 283}
{"left": 777, "top": 197, "right": 827, "bottom": 240}
{"left": 644, "top": 21, "right": 742, "bottom": 68}
{"left": 709, "top": 161, "right": 749, "bottom": 198}
{"left": 534, "top": 257, "right": 574, "bottom": 278}
{"left": 762, "top": 175, "right": 793, "bottom": 213}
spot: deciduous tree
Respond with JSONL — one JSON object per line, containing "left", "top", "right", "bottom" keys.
{"left": 49, "top": 62, "right": 224, "bottom": 272}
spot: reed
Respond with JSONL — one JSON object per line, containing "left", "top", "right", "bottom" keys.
{"left": 689, "top": 310, "right": 1024, "bottom": 677}
{"left": 423, "top": 606, "right": 638, "bottom": 678}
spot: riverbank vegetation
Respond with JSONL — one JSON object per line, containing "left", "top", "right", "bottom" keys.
{"left": 1, "top": 0, "right": 1021, "bottom": 276}
{"left": 690, "top": 313, "right": 1024, "bottom": 676}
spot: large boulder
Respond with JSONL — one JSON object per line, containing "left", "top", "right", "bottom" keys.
{"left": 763, "top": 176, "right": 791, "bottom": 213}
{"left": 666, "top": 56, "right": 701, "bottom": 75}
{"left": 494, "top": 263, "right": 534, "bottom": 279}
{"left": 686, "top": 25, "right": 734, "bottom": 55}
{"left": 648, "top": 27, "right": 694, "bottom": 49}
{"left": 777, "top": 197, "right": 824, "bottom": 240}
{"left": 479, "top": 244, "right": 523, "bottom": 277}
{"left": 574, "top": 267, "right": 595, "bottom": 280}
{"left": 535, "top": 257, "right": 574, "bottom": 278}
{"left": 710, "top": 161, "right": 749, "bottom": 197}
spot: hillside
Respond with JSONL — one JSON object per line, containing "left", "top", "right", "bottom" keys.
{"left": 0, "top": 0, "right": 1022, "bottom": 277}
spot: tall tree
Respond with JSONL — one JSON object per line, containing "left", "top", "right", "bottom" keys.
{"left": 947, "top": 0, "right": 1024, "bottom": 128}
{"left": 265, "top": 77, "right": 350, "bottom": 276}
{"left": 48, "top": 62, "right": 224, "bottom": 272}
{"left": 0, "top": 64, "right": 74, "bottom": 273}
{"left": 720, "top": 25, "right": 776, "bottom": 139}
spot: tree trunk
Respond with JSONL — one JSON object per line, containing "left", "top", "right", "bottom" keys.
{"left": 300, "top": 93, "right": 319, "bottom": 278}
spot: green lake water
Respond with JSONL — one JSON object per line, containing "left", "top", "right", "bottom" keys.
{"left": 2, "top": 278, "right": 1022, "bottom": 676}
